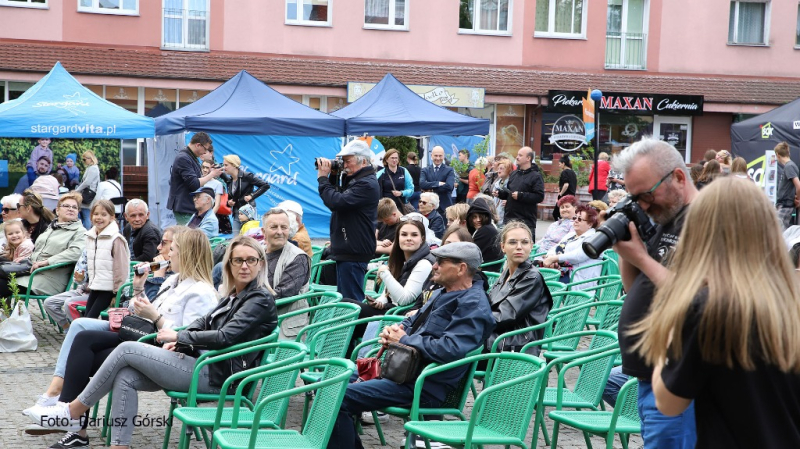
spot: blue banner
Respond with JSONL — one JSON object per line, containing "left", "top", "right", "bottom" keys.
{"left": 429, "top": 135, "right": 487, "bottom": 164}
{"left": 196, "top": 134, "right": 343, "bottom": 238}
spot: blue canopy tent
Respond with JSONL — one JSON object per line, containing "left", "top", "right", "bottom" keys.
{"left": 154, "top": 70, "right": 345, "bottom": 136}
{"left": 0, "top": 62, "right": 154, "bottom": 138}
{"left": 331, "top": 73, "right": 490, "bottom": 136}
{"left": 150, "top": 70, "right": 346, "bottom": 236}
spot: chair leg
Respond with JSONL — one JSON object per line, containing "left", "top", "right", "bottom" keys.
{"left": 549, "top": 421, "right": 560, "bottom": 449}
{"left": 470, "top": 380, "right": 478, "bottom": 398}
{"left": 301, "top": 390, "right": 313, "bottom": 426}
{"left": 102, "top": 392, "right": 113, "bottom": 443}
{"left": 162, "top": 398, "right": 178, "bottom": 449}
{"left": 372, "top": 411, "right": 387, "bottom": 446}
{"left": 36, "top": 298, "right": 48, "bottom": 319}
{"left": 540, "top": 413, "right": 550, "bottom": 446}
{"left": 583, "top": 430, "right": 594, "bottom": 448}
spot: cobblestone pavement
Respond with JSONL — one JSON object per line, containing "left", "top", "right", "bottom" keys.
{"left": 2, "top": 222, "right": 641, "bottom": 448}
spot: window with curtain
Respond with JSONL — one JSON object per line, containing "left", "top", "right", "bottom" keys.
{"left": 163, "top": 0, "right": 209, "bottom": 50}
{"left": 286, "top": 0, "right": 331, "bottom": 26}
{"left": 728, "top": 0, "right": 769, "bottom": 45}
{"left": 78, "top": 0, "right": 137, "bottom": 14}
{"left": 605, "top": 0, "right": 647, "bottom": 69}
{"left": 365, "top": 0, "right": 407, "bottom": 29}
{"left": 459, "top": 0, "right": 511, "bottom": 34}
{"left": 535, "top": 0, "right": 585, "bottom": 37}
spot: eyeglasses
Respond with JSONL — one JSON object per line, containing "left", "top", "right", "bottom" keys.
{"left": 630, "top": 171, "right": 673, "bottom": 204}
{"left": 16, "top": 203, "right": 25, "bottom": 209}
{"left": 2, "top": 207, "right": 16, "bottom": 213}
{"left": 574, "top": 216, "right": 585, "bottom": 223}
{"left": 435, "top": 257, "right": 462, "bottom": 266}
{"left": 230, "top": 257, "right": 263, "bottom": 267}
{"left": 59, "top": 204, "right": 79, "bottom": 210}
{"left": 399, "top": 215, "right": 424, "bottom": 223}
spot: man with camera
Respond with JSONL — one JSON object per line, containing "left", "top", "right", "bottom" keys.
{"left": 317, "top": 140, "right": 380, "bottom": 302}
{"left": 602, "top": 138, "right": 698, "bottom": 448}
{"left": 503, "top": 147, "right": 544, "bottom": 236}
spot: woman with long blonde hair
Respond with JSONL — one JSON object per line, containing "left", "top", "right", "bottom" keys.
{"left": 631, "top": 177, "right": 800, "bottom": 448}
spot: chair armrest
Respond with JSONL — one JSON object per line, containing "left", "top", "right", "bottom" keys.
{"left": 491, "top": 319, "right": 554, "bottom": 353}
{"left": 274, "top": 291, "right": 341, "bottom": 309}
{"left": 24, "top": 261, "right": 76, "bottom": 294}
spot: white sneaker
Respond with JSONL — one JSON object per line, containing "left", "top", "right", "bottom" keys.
{"left": 23, "top": 394, "right": 59, "bottom": 416}
{"left": 360, "top": 411, "right": 389, "bottom": 424}
{"left": 24, "top": 402, "right": 81, "bottom": 432}
{"left": 415, "top": 440, "right": 451, "bottom": 449}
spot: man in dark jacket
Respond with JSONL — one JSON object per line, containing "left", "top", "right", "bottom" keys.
{"left": 504, "top": 147, "right": 545, "bottom": 237}
{"left": 167, "top": 132, "right": 223, "bottom": 225}
{"left": 420, "top": 146, "right": 456, "bottom": 215}
{"left": 317, "top": 140, "right": 380, "bottom": 302}
{"left": 122, "top": 199, "right": 161, "bottom": 262}
{"left": 327, "top": 242, "right": 495, "bottom": 448}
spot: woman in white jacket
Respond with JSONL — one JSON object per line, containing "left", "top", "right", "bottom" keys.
{"left": 543, "top": 204, "right": 601, "bottom": 288}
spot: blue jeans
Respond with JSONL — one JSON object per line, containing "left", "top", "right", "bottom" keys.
{"left": 602, "top": 366, "right": 629, "bottom": 407}
{"left": 80, "top": 208, "right": 92, "bottom": 229}
{"left": 336, "top": 261, "right": 367, "bottom": 301}
{"left": 327, "top": 374, "right": 444, "bottom": 449}
{"left": 212, "top": 261, "right": 223, "bottom": 290}
{"left": 54, "top": 317, "right": 110, "bottom": 378}
{"left": 638, "top": 380, "right": 697, "bottom": 448}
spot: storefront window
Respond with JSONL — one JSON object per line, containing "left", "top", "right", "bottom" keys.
{"left": 179, "top": 89, "right": 208, "bottom": 106}
{"left": 326, "top": 97, "right": 347, "bottom": 112}
{"left": 107, "top": 86, "right": 138, "bottom": 113}
{"left": 8, "top": 81, "right": 33, "bottom": 102}
{"left": 496, "top": 104, "right": 525, "bottom": 158}
{"left": 541, "top": 112, "right": 589, "bottom": 161}
{"left": 144, "top": 88, "right": 177, "bottom": 117}
{"left": 598, "top": 114, "right": 653, "bottom": 155}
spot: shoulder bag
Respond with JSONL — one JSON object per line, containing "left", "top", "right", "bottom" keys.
{"left": 217, "top": 183, "right": 232, "bottom": 215}
{"left": 385, "top": 171, "right": 415, "bottom": 214}
{"left": 118, "top": 315, "right": 158, "bottom": 343}
{"left": 107, "top": 308, "right": 131, "bottom": 332}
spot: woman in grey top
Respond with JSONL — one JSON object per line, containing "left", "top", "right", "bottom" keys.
{"left": 74, "top": 150, "right": 100, "bottom": 229}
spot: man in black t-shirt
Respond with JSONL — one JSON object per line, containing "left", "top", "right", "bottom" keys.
{"left": 610, "top": 138, "right": 698, "bottom": 448}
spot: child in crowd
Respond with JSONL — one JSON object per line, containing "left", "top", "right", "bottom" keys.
{"left": 82, "top": 200, "right": 130, "bottom": 318}
{"left": 26, "top": 138, "right": 54, "bottom": 186}
{"left": 238, "top": 204, "right": 263, "bottom": 240}
{"left": 63, "top": 153, "right": 81, "bottom": 189}
{"left": 0, "top": 220, "right": 34, "bottom": 263}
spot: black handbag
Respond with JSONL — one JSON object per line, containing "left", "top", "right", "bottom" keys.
{"left": 381, "top": 342, "right": 422, "bottom": 384}
{"left": 118, "top": 315, "right": 158, "bottom": 343}
{"left": 81, "top": 187, "right": 97, "bottom": 204}
{"left": 0, "top": 260, "right": 32, "bottom": 278}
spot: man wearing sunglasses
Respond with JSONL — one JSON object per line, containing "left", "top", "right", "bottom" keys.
{"left": 167, "top": 132, "right": 223, "bottom": 226}
{"left": 611, "top": 138, "right": 698, "bottom": 448}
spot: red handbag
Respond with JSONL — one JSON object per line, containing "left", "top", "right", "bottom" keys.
{"left": 218, "top": 192, "right": 232, "bottom": 215}
{"left": 107, "top": 308, "right": 131, "bottom": 332}
{"left": 356, "top": 346, "right": 385, "bottom": 382}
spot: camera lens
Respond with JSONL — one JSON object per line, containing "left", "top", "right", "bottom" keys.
{"left": 582, "top": 213, "right": 631, "bottom": 258}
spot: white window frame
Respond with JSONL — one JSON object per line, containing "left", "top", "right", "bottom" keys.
{"left": 364, "top": 0, "right": 409, "bottom": 31}
{"left": 0, "top": 0, "right": 47, "bottom": 9}
{"left": 534, "top": 0, "right": 587, "bottom": 40}
{"left": 78, "top": 0, "right": 138, "bottom": 16}
{"left": 605, "top": 0, "right": 649, "bottom": 70}
{"left": 459, "top": 0, "right": 513, "bottom": 36}
{"left": 285, "top": 0, "right": 333, "bottom": 27}
{"left": 161, "top": 0, "right": 210, "bottom": 51}
{"left": 728, "top": 0, "right": 770, "bottom": 46}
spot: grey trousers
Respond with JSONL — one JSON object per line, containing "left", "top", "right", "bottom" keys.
{"left": 44, "top": 289, "right": 89, "bottom": 328}
{"left": 77, "top": 341, "right": 218, "bottom": 446}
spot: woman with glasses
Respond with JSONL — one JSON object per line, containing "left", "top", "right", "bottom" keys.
{"left": 26, "top": 236, "right": 278, "bottom": 449}
{"left": 485, "top": 221, "right": 552, "bottom": 354}
{"left": 74, "top": 151, "right": 100, "bottom": 229}
{"left": 543, "top": 204, "right": 600, "bottom": 287}
{"left": 1, "top": 192, "right": 85, "bottom": 299}
{"left": 537, "top": 195, "right": 578, "bottom": 255}
{"left": 220, "top": 154, "right": 270, "bottom": 234}
{"left": 17, "top": 189, "right": 55, "bottom": 245}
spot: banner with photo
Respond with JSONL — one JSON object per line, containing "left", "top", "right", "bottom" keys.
{"left": 428, "top": 135, "right": 488, "bottom": 164}
{"left": 0, "top": 137, "right": 121, "bottom": 198}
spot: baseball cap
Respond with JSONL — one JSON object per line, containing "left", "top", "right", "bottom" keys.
{"left": 336, "top": 140, "right": 374, "bottom": 159}
{"left": 431, "top": 242, "right": 483, "bottom": 271}
{"left": 277, "top": 200, "right": 303, "bottom": 218}
{"left": 191, "top": 187, "right": 215, "bottom": 198}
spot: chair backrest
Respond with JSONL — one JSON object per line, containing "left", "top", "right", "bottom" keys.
{"left": 252, "top": 342, "right": 308, "bottom": 424}
{"left": 597, "top": 300, "right": 624, "bottom": 331}
{"left": 572, "top": 338, "right": 620, "bottom": 406}
{"left": 538, "top": 267, "right": 561, "bottom": 282}
{"left": 545, "top": 280, "right": 567, "bottom": 293}
{"left": 601, "top": 257, "right": 620, "bottom": 277}
{"left": 480, "top": 257, "right": 506, "bottom": 272}
{"left": 302, "top": 360, "right": 356, "bottom": 448}
{"left": 484, "top": 271, "right": 501, "bottom": 289}
{"left": 550, "top": 290, "right": 594, "bottom": 312}
{"left": 439, "top": 347, "right": 483, "bottom": 411}
{"left": 613, "top": 378, "right": 641, "bottom": 430}
{"left": 547, "top": 301, "right": 595, "bottom": 350}
{"left": 303, "top": 303, "right": 361, "bottom": 359}
{"left": 471, "top": 353, "right": 548, "bottom": 444}
{"left": 311, "top": 246, "right": 324, "bottom": 266}
{"left": 602, "top": 249, "right": 619, "bottom": 265}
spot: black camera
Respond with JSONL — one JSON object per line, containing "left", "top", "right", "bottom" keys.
{"left": 497, "top": 188, "right": 511, "bottom": 200}
{"left": 315, "top": 157, "right": 341, "bottom": 171}
{"left": 213, "top": 163, "right": 223, "bottom": 169}
{"left": 582, "top": 195, "right": 657, "bottom": 259}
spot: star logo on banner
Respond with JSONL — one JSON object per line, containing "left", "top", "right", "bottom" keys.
{"left": 62, "top": 92, "right": 88, "bottom": 115}
{"left": 269, "top": 144, "right": 300, "bottom": 176}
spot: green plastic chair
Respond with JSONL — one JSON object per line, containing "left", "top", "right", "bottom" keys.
{"left": 404, "top": 352, "right": 548, "bottom": 449}
{"left": 549, "top": 378, "right": 641, "bottom": 449}
{"left": 549, "top": 290, "right": 594, "bottom": 314}
{"left": 546, "top": 280, "right": 567, "bottom": 292}
{"left": 484, "top": 271, "right": 501, "bottom": 289}
{"left": 373, "top": 346, "right": 484, "bottom": 447}
{"left": 363, "top": 266, "right": 386, "bottom": 298}
{"left": 309, "top": 259, "right": 337, "bottom": 293}
{"left": 211, "top": 358, "right": 356, "bottom": 449}
{"left": 565, "top": 276, "right": 622, "bottom": 328}
{"left": 22, "top": 261, "right": 76, "bottom": 319}
{"left": 538, "top": 267, "right": 562, "bottom": 282}
{"left": 601, "top": 249, "right": 619, "bottom": 266}
{"left": 171, "top": 341, "right": 308, "bottom": 449}
{"left": 569, "top": 259, "right": 610, "bottom": 283}
{"left": 479, "top": 256, "right": 506, "bottom": 272}
{"left": 275, "top": 291, "right": 342, "bottom": 326}
{"left": 541, "top": 301, "right": 625, "bottom": 363}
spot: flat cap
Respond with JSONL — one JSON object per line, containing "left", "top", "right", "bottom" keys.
{"left": 431, "top": 242, "right": 483, "bottom": 271}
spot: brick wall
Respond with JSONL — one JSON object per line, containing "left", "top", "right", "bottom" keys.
{"left": 691, "top": 113, "right": 733, "bottom": 164}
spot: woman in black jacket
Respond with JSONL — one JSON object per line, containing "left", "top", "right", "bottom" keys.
{"left": 221, "top": 154, "right": 270, "bottom": 234}
{"left": 485, "top": 222, "right": 552, "bottom": 354}
{"left": 25, "top": 236, "right": 278, "bottom": 448}
{"left": 466, "top": 197, "right": 504, "bottom": 264}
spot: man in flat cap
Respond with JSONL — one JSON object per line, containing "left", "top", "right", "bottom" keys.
{"left": 187, "top": 186, "right": 219, "bottom": 238}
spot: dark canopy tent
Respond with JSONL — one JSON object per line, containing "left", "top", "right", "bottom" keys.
{"left": 731, "top": 97, "right": 800, "bottom": 162}
{"left": 154, "top": 70, "right": 345, "bottom": 136}
{"left": 332, "top": 73, "right": 490, "bottom": 136}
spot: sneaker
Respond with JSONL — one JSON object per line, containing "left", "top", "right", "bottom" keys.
{"left": 360, "top": 411, "right": 389, "bottom": 424}
{"left": 23, "top": 394, "right": 59, "bottom": 416}
{"left": 24, "top": 402, "right": 81, "bottom": 432}
{"left": 415, "top": 439, "right": 451, "bottom": 449}
{"left": 24, "top": 424, "right": 65, "bottom": 436}
{"left": 48, "top": 432, "right": 89, "bottom": 448}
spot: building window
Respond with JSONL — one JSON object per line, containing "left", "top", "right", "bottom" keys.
{"left": 459, "top": 0, "right": 511, "bottom": 35}
{"left": 163, "top": 0, "right": 209, "bottom": 50}
{"left": 606, "top": 0, "right": 647, "bottom": 69}
{"left": 78, "top": 0, "right": 138, "bottom": 15}
{"left": 535, "top": 0, "right": 586, "bottom": 38}
{"left": 286, "top": 0, "right": 331, "bottom": 26}
{"left": 728, "top": 0, "right": 769, "bottom": 45}
{"left": 0, "top": 0, "right": 47, "bottom": 8}
{"left": 365, "top": 0, "right": 408, "bottom": 30}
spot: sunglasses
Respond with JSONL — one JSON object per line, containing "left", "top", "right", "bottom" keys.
{"left": 2, "top": 207, "right": 16, "bottom": 213}
{"left": 418, "top": 201, "right": 429, "bottom": 205}
{"left": 16, "top": 203, "right": 25, "bottom": 209}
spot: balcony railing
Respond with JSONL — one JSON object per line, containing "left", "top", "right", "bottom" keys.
{"left": 162, "top": 7, "right": 209, "bottom": 51}
{"left": 605, "top": 32, "right": 647, "bottom": 70}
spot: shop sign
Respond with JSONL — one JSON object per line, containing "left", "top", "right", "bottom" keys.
{"left": 348, "top": 82, "right": 485, "bottom": 108}
{"left": 547, "top": 90, "right": 704, "bottom": 116}
{"left": 548, "top": 114, "right": 586, "bottom": 152}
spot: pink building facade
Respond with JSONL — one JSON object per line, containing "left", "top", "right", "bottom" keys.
{"left": 0, "top": 0, "right": 798, "bottom": 166}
